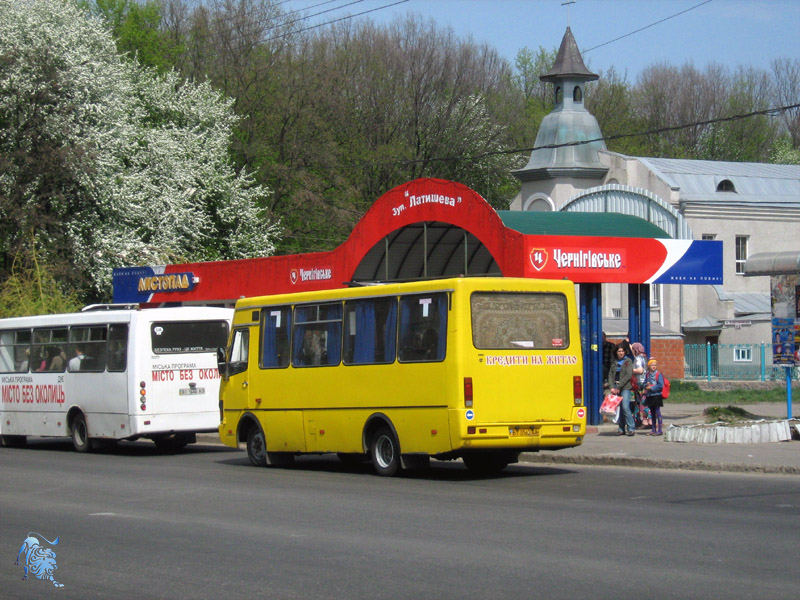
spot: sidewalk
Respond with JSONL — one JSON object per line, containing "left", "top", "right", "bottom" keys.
{"left": 520, "top": 403, "right": 800, "bottom": 474}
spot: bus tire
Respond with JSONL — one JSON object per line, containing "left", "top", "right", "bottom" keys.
{"left": 370, "top": 426, "right": 401, "bottom": 477}
{"left": 71, "top": 414, "right": 91, "bottom": 453}
{"left": 462, "top": 452, "right": 515, "bottom": 475}
{"left": 246, "top": 427, "right": 267, "bottom": 467}
{"left": 1, "top": 435, "right": 26, "bottom": 448}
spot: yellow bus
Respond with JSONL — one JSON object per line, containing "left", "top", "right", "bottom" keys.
{"left": 218, "top": 277, "right": 586, "bottom": 476}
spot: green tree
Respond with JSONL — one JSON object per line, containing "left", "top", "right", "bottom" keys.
{"left": 771, "top": 136, "right": 800, "bottom": 164}
{"left": 85, "top": 0, "right": 181, "bottom": 72}
{"left": 0, "top": 249, "right": 81, "bottom": 318}
{"left": 0, "top": 0, "right": 279, "bottom": 300}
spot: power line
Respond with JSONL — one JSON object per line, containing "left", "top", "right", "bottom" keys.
{"left": 168, "top": 0, "right": 408, "bottom": 56}
{"left": 324, "top": 102, "right": 800, "bottom": 170}
{"left": 263, "top": 0, "right": 408, "bottom": 42}
{"left": 582, "top": 0, "right": 713, "bottom": 55}
{"left": 276, "top": 0, "right": 367, "bottom": 33}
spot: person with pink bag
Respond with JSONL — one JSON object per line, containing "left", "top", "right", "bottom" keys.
{"left": 607, "top": 344, "right": 635, "bottom": 436}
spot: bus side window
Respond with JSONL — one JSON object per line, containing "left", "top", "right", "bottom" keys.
{"left": 33, "top": 328, "right": 68, "bottom": 372}
{"left": 228, "top": 328, "right": 249, "bottom": 376}
{"left": 398, "top": 293, "right": 448, "bottom": 363}
{"left": 108, "top": 324, "right": 128, "bottom": 372}
{"left": 292, "top": 303, "right": 342, "bottom": 368}
{"left": 343, "top": 298, "right": 397, "bottom": 365}
{"left": 69, "top": 326, "right": 107, "bottom": 372}
{"left": 0, "top": 329, "right": 31, "bottom": 373}
{"left": 260, "top": 307, "right": 291, "bottom": 368}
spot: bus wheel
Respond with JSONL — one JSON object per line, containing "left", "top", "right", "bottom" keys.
{"left": 370, "top": 426, "right": 400, "bottom": 477}
{"left": 462, "top": 452, "right": 514, "bottom": 475}
{"left": 71, "top": 414, "right": 91, "bottom": 453}
{"left": 246, "top": 427, "right": 267, "bottom": 467}
{"left": 153, "top": 433, "right": 190, "bottom": 452}
{"left": 1, "top": 435, "right": 26, "bottom": 448}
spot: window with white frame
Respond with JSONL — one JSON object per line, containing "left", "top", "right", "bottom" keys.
{"left": 735, "top": 235, "right": 748, "bottom": 275}
{"left": 611, "top": 308, "right": 621, "bottom": 318}
{"left": 733, "top": 346, "right": 752, "bottom": 362}
{"left": 650, "top": 284, "right": 661, "bottom": 308}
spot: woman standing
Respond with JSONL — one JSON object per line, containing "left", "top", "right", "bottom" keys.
{"left": 644, "top": 358, "right": 665, "bottom": 436}
{"left": 608, "top": 344, "right": 635, "bottom": 436}
{"left": 631, "top": 342, "right": 650, "bottom": 428}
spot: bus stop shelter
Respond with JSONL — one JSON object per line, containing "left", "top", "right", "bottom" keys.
{"left": 114, "top": 178, "right": 722, "bottom": 424}
{"left": 744, "top": 251, "right": 800, "bottom": 418}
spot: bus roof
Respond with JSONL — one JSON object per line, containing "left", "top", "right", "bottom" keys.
{"left": 233, "top": 276, "right": 575, "bottom": 312}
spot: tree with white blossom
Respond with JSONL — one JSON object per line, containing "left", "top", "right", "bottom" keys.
{"left": 0, "top": 0, "right": 279, "bottom": 302}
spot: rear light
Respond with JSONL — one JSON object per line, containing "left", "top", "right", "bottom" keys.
{"left": 464, "top": 377, "right": 473, "bottom": 408}
{"left": 573, "top": 376, "right": 582, "bottom": 405}
{"left": 139, "top": 381, "right": 146, "bottom": 410}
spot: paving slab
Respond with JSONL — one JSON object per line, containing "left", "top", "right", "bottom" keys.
{"left": 521, "top": 403, "right": 800, "bottom": 474}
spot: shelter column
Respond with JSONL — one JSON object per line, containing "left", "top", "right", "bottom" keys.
{"left": 580, "top": 283, "right": 603, "bottom": 426}
{"left": 628, "top": 284, "right": 651, "bottom": 356}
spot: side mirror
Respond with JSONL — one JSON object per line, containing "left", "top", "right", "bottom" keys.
{"left": 216, "top": 347, "right": 228, "bottom": 378}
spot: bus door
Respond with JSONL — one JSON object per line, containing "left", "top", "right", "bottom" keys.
{"left": 224, "top": 326, "right": 252, "bottom": 410}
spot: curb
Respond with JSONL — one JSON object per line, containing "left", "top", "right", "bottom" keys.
{"left": 518, "top": 453, "right": 800, "bottom": 475}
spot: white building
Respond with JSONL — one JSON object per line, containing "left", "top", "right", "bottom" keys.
{"left": 510, "top": 27, "right": 800, "bottom": 348}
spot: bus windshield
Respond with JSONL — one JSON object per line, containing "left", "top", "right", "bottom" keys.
{"left": 151, "top": 320, "right": 230, "bottom": 354}
{"left": 471, "top": 292, "right": 569, "bottom": 350}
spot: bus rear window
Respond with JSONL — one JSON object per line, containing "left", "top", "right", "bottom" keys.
{"left": 151, "top": 321, "right": 230, "bottom": 354}
{"left": 471, "top": 292, "right": 569, "bottom": 350}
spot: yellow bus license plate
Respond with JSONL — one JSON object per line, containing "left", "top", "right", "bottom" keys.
{"left": 509, "top": 427, "right": 538, "bottom": 437}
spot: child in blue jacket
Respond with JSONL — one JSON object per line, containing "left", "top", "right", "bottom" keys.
{"left": 644, "top": 358, "right": 665, "bottom": 435}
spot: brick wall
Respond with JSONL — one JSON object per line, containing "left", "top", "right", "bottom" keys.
{"left": 608, "top": 337, "right": 685, "bottom": 380}
{"left": 650, "top": 338, "right": 685, "bottom": 380}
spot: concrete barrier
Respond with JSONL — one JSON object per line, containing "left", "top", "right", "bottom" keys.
{"left": 665, "top": 419, "right": 795, "bottom": 443}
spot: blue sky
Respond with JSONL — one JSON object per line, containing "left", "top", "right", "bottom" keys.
{"left": 284, "top": 0, "right": 800, "bottom": 81}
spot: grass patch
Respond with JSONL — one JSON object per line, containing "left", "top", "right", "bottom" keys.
{"left": 668, "top": 380, "right": 799, "bottom": 404}
{"left": 702, "top": 405, "right": 757, "bottom": 423}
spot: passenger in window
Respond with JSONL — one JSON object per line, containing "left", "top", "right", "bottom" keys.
{"left": 419, "top": 328, "right": 438, "bottom": 359}
{"left": 69, "top": 346, "right": 85, "bottom": 371}
{"left": 36, "top": 348, "right": 50, "bottom": 371}
{"left": 49, "top": 347, "right": 66, "bottom": 371}
{"left": 19, "top": 348, "right": 30, "bottom": 372}
{"left": 109, "top": 340, "right": 126, "bottom": 370}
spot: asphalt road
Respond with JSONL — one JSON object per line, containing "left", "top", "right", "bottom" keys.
{"left": 2, "top": 440, "right": 799, "bottom": 599}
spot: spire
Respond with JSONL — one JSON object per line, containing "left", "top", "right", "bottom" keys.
{"left": 512, "top": 27, "right": 607, "bottom": 184}
{"left": 540, "top": 26, "right": 598, "bottom": 83}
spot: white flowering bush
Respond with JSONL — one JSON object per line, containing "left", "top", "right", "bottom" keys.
{"left": 0, "top": 0, "right": 279, "bottom": 296}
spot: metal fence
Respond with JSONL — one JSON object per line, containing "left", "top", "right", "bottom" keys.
{"left": 684, "top": 343, "right": 798, "bottom": 381}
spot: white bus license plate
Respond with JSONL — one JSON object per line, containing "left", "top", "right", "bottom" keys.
{"left": 179, "top": 387, "right": 205, "bottom": 396}
{"left": 509, "top": 427, "right": 538, "bottom": 437}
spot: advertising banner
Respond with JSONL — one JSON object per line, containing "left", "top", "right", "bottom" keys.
{"left": 770, "top": 274, "right": 798, "bottom": 366}
{"left": 524, "top": 236, "right": 722, "bottom": 284}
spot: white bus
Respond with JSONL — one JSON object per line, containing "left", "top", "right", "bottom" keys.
{"left": 0, "top": 306, "right": 232, "bottom": 452}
